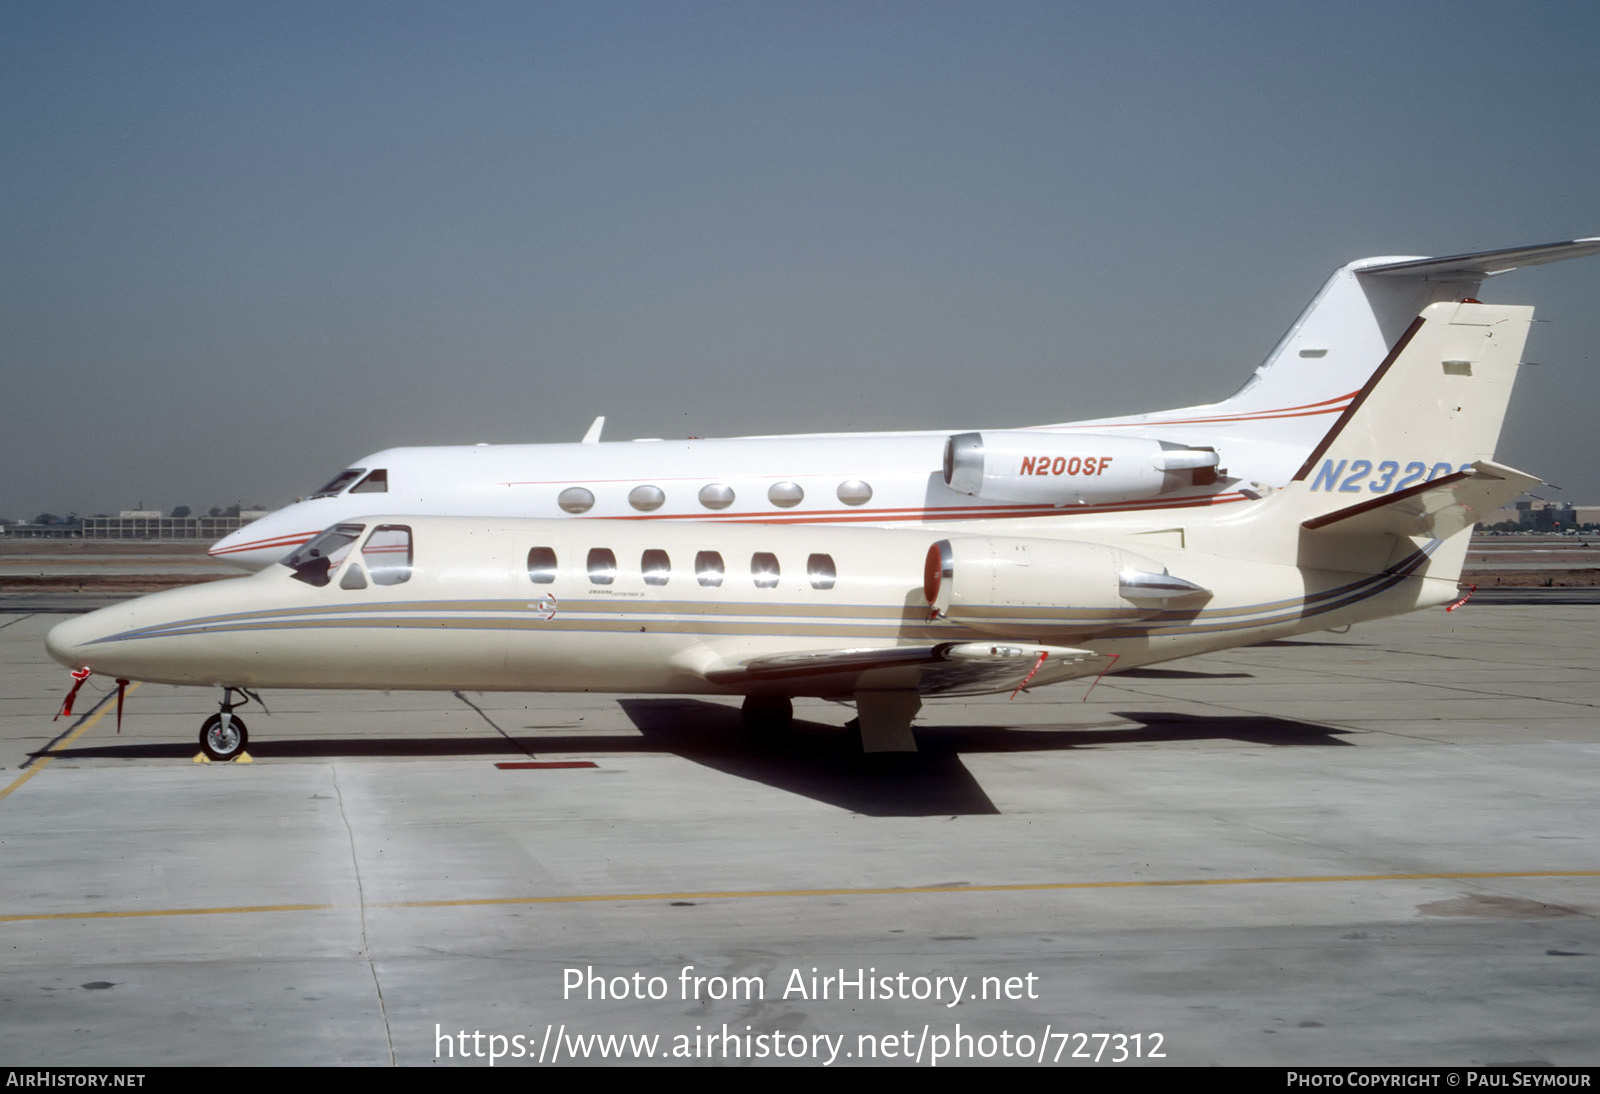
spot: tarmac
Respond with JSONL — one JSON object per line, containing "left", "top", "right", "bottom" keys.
{"left": 1, "top": 597, "right": 1597, "bottom": 1067}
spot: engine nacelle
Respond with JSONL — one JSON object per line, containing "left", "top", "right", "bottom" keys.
{"left": 942, "top": 431, "right": 1220, "bottom": 505}
{"left": 923, "top": 535, "right": 1207, "bottom": 635}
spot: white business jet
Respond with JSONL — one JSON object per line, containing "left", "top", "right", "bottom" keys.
{"left": 51, "top": 299, "right": 1536, "bottom": 759}
{"left": 207, "top": 237, "right": 1600, "bottom": 571}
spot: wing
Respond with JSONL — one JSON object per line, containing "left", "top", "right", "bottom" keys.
{"left": 702, "top": 641, "right": 1100, "bottom": 697}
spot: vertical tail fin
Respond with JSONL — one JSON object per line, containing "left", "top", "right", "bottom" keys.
{"left": 1061, "top": 237, "right": 1598, "bottom": 487}
{"left": 1228, "top": 238, "right": 1598, "bottom": 419}
{"left": 1285, "top": 300, "right": 1539, "bottom": 589}
{"left": 1293, "top": 300, "right": 1532, "bottom": 499}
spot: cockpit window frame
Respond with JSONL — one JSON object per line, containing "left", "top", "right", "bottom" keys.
{"left": 311, "top": 469, "right": 366, "bottom": 499}
{"left": 349, "top": 469, "right": 389, "bottom": 494}
{"left": 284, "top": 523, "right": 367, "bottom": 586}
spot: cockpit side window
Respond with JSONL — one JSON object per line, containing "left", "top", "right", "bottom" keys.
{"left": 284, "top": 523, "right": 366, "bottom": 586}
{"left": 350, "top": 469, "right": 388, "bottom": 494}
{"left": 362, "top": 524, "right": 412, "bottom": 585}
{"left": 311, "top": 469, "right": 366, "bottom": 498}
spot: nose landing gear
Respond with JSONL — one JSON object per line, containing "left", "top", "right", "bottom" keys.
{"left": 199, "top": 687, "right": 262, "bottom": 761}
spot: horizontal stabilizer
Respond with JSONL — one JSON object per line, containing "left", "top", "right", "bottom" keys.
{"left": 704, "top": 641, "right": 1096, "bottom": 697}
{"left": 1359, "top": 237, "right": 1600, "bottom": 281}
{"left": 1302, "top": 460, "right": 1540, "bottom": 539}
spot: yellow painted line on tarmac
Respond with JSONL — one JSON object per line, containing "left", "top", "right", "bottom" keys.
{"left": 0, "top": 683, "right": 139, "bottom": 803}
{"left": 379, "top": 870, "right": 1600, "bottom": 909}
{"left": 2, "top": 869, "right": 1597, "bottom": 925}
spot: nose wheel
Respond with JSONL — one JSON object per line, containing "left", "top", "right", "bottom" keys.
{"left": 199, "top": 687, "right": 262, "bottom": 761}
{"left": 200, "top": 712, "right": 248, "bottom": 761}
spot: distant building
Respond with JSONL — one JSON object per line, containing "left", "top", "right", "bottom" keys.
{"left": 4, "top": 521, "right": 82, "bottom": 539}
{"left": 1479, "top": 499, "right": 1586, "bottom": 530}
{"left": 80, "top": 511, "right": 271, "bottom": 540}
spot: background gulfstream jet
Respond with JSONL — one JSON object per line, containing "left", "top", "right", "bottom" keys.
{"left": 211, "top": 237, "right": 1600, "bottom": 570}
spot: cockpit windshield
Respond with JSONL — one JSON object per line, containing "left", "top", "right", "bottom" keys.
{"left": 350, "top": 469, "right": 388, "bottom": 493}
{"left": 283, "top": 523, "right": 365, "bottom": 586}
{"left": 311, "top": 469, "right": 366, "bottom": 498}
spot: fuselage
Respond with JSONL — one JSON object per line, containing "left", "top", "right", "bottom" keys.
{"left": 208, "top": 419, "right": 1325, "bottom": 570}
{"left": 54, "top": 510, "right": 1454, "bottom": 698}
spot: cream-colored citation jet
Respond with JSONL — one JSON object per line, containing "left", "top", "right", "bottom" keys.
{"left": 51, "top": 298, "right": 1539, "bottom": 760}
{"left": 208, "top": 238, "right": 1599, "bottom": 572}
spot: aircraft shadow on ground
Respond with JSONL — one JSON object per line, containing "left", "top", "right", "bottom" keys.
{"left": 49, "top": 702, "right": 1353, "bottom": 818}
{"left": 1251, "top": 637, "right": 1364, "bottom": 649}
{"left": 1111, "top": 667, "right": 1255, "bottom": 679}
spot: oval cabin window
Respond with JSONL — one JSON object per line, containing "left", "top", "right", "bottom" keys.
{"left": 558, "top": 487, "right": 595, "bottom": 514}
{"left": 768, "top": 482, "right": 804, "bottom": 508}
{"left": 699, "top": 483, "right": 735, "bottom": 510}
{"left": 629, "top": 485, "right": 665, "bottom": 512}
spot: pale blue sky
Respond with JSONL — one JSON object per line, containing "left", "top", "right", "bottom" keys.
{"left": 4, "top": 1, "right": 1598, "bottom": 518}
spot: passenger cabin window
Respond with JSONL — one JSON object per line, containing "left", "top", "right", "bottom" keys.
{"left": 311, "top": 469, "right": 365, "bottom": 498}
{"left": 629, "top": 485, "right": 665, "bottom": 512}
{"left": 836, "top": 480, "right": 872, "bottom": 506}
{"left": 587, "top": 548, "right": 617, "bottom": 585}
{"left": 807, "top": 553, "right": 837, "bottom": 590}
{"left": 558, "top": 487, "right": 595, "bottom": 514}
{"left": 350, "top": 469, "right": 388, "bottom": 493}
{"left": 642, "top": 549, "right": 671, "bottom": 586}
{"left": 751, "top": 552, "right": 780, "bottom": 589}
{"left": 362, "top": 525, "right": 412, "bottom": 585}
{"left": 768, "top": 481, "right": 804, "bottom": 508}
{"left": 695, "top": 551, "right": 724, "bottom": 588}
{"left": 284, "top": 523, "right": 365, "bottom": 586}
{"left": 527, "top": 547, "right": 558, "bottom": 584}
{"left": 699, "top": 483, "right": 735, "bottom": 510}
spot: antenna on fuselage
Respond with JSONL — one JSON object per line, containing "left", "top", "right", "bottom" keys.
{"left": 580, "top": 416, "right": 605, "bottom": 444}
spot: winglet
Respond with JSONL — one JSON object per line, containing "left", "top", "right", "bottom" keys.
{"left": 580, "top": 416, "right": 605, "bottom": 444}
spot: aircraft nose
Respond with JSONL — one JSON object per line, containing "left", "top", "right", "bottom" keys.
{"left": 209, "top": 514, "right": 313, "bottom": 571}
{"left": 208, "top": 523, "right": 257, "bottom": 563}
{"left": 209, "top": 526, "right": 243, "bottom": 557}
{"left": 45, "top": 613, "right": 97, "bottom": 671}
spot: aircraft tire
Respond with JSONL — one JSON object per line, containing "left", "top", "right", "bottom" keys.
{"left": 200, "top": 713, "right": 249, "bottom": 761}
{"left": 740, "top": 695, "right": 793, "bottom": 734}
